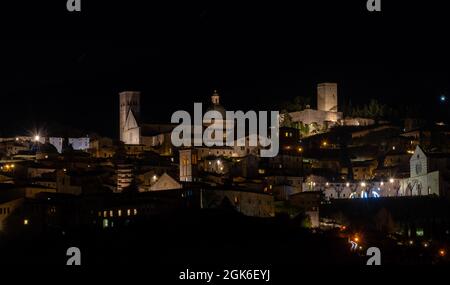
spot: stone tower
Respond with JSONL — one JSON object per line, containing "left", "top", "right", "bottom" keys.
{"left": 119, "top": 91, "right": 141, "bottom": 144}
{"left": 317, "top": 83, "right": 338, "bottom": 112}
{"left": 179, "top": 148, "right": 198, "bottom": 182}
{"left": 211, "top": 90, "right": 220, "bottom": 105}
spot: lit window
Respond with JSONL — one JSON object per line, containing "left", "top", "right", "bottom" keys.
{"left": 110, "top": 210, "right": 113, "bottom": 217}
{"left": 127, "top": 209, "right": 131, "bottom": 216}
{"left": 118, "top": 210, "right": 122, "bottom": 217}
{"left": 133, "top": 209, "right": 137, "bottom": 215}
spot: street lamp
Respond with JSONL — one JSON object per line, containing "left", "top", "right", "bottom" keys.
{"left": 34, "top": 135, "right": 40, "bottom": 142}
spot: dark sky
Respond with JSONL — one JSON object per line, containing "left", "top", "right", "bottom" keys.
{"left": 1, "top": 1, "right": 450, "bottom": 137}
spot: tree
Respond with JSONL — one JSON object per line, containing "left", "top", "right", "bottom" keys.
{"left": 279, "top": 96, "right": 311, "bottom": 112}
{"left": 299, "top": 122, "right": 310, "bottom": 137}
{"left": 349, "top": 99, "right": 388, "bottom": 121}
{"left": 280, "top": 110, "right": 294, "bottom": 128}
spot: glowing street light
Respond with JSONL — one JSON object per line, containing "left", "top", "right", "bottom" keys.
{"left": 389, "top": 178, "right": 395, "bottom": 184}
{"left": 34, "top": 135, "right": 40, "bottom": 142}
{"left": 440, "top": 95, "right": 447, "bottom": 103}
{"left": 360, "top": 182, "right": 366, "bottom": 187}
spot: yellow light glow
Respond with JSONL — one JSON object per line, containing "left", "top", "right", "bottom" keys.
{"left": 23, "top": 219, "right": 29, "bottom": 225}
{"left": 34, "top": 135, "right": 40, "bottom": 142}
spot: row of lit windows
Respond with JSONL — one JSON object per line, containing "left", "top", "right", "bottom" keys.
{"left": 98, "top": 208, "right": 137, "bottom": 218}
{"left": 0, "top": 207, "right": 11, "bottom": 215}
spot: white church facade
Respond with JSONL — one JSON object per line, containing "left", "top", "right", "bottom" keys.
{"left": 399, "top": 145, "right": 449, "bottom": 197}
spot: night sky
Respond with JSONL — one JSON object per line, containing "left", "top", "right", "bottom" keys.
{"left": 1, "top": 1, "right": 450, "bottom": 137}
